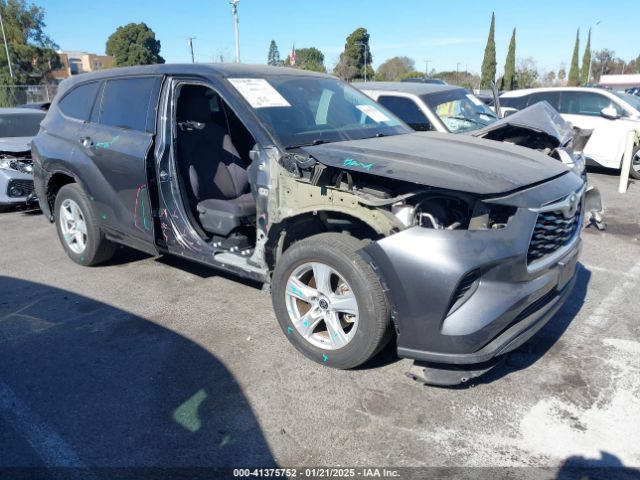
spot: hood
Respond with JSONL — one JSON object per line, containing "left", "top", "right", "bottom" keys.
{"left": 0, "top": 136, "right": 33, "bottom": 155}
{"left": 472, "top": 101, "right": 574, "bottom": 148}
{"left": 302, "top": 131, "right": 570, "bottom": 195}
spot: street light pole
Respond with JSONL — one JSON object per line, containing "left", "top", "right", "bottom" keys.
{"left": 355, "top": 42, "right": 368, "bottom": 82}
{"left": 587, "top": 21, "right": 601, "bottom": 83}
{"left": 456, "top": 62, "right": 461, "bottom": 85}
{"left": 0, "top": 7, "right": 13, "bottom": 79}
{"left": 425, "top": 60, "right": 430, "bottom": 77}
{"left": 230, "top": 0, "right": 240, "bottom": 63}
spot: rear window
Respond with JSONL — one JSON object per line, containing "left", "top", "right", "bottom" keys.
{"left": 98, "top": 77, "right": 157, "bottom": 132}
{"left": 58, "top": 82, "right": 100, "bottom": 121}
{"left": 0, "top": 113, "right": 45, "bottom": 137}
{"left": 378, "top": 96, "right": 433, "bottom": 131}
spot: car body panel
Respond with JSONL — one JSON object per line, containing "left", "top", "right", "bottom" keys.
{"left": 303, "top": 131, "right": 569, "bottom": 195}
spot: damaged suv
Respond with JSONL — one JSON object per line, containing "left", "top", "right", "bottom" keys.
{"left": 32, "top": 65, "right": 585, "bottom": 384}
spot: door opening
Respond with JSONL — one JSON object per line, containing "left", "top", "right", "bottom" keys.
{"left": 173, "top": 84, "right": 257, "bottom": 255}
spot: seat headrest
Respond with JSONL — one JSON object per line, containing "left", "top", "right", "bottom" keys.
{"left": 178, "top": 89, "right": 212, "bottom": 124}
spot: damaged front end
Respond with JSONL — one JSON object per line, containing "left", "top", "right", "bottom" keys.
{"left": 0, "top": 151, "right": 38, "bottom": 206}
{"left": 472, "top": 101, "right": 605, "bottom": 230}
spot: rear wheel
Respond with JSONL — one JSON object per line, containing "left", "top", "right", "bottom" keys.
{"left": 272, "top": 233, "right": 391, "bottom": 369}
{"left": 54, "top": 184, "right": 116, "bottom": 266}
{"left": 629, "top": 144, "right": 640, "bottom": 180}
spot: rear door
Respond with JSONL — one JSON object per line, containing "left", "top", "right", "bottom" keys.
{"left": 558, "top": 91, "right": 625, "bottom": 168}
{"left": 377, "top": 95, "right": 435, "bottom": 131}
{"left": 79, "top": 76, "right": 162, "bottom": 251}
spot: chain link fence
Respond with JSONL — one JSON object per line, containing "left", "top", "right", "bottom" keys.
{"left": 0, "top": 85, "right": 59, "bottom": 108}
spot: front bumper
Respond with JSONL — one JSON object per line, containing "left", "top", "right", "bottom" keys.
{"left": 363, "top": 173, "right": 584, "bottom": 367}
{"left": 0, "top": 168, "right": 35, "bottom": 206}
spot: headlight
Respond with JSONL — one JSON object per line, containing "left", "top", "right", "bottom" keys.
{"left": 572, "top": 154, "right": 586, "bottom": 176}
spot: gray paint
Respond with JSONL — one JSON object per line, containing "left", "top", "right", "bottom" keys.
{"left": 303, "top": 131, "right": 570, "bottom": 195}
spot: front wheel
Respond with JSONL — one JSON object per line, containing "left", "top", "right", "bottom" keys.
{"left": 54, "top": 184, "right": 116, "bottom": 266}
{"left": 629, "top": 144, "right": 640, "bottom": 180}
{"left": 271, "top": 233, "right": 391, "bottom": 369}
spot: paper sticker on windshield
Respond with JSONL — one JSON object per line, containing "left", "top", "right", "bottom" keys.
{"left": 228, "top": 78, "right": 290, "bottom": 108}
{"left": 356, "top": 104, "right": 390, "bottom": 122}
{"left": 466, "top": 94, "right": 484, "bottom": 106}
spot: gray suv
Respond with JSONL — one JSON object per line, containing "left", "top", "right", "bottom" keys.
{"left": 32, "top": 65, "right": 584, "bottom": 384}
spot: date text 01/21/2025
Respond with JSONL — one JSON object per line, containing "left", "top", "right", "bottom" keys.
{"left": 232, "top": 468, "right": 401, "bottom": 478}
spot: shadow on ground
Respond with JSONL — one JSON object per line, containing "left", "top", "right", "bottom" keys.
{"left": 0, "top": 276, "right": 274, "bottom": 478}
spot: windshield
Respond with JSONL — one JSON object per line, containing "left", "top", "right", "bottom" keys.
{"left": 612, "top": 91, "right": 640, "bottom": 113}
{"left": 422, "top": 89, "right": 498, "bottom": 133}
{"left": 0, "top": 113, "right": 45, "bottom": 138}
{"left": 228, "top": 76, "right": 410, "bottom": 148}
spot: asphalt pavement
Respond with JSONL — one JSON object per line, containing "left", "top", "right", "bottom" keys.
{"left": 1, "top": 169, "right": 639, "bottom": 478}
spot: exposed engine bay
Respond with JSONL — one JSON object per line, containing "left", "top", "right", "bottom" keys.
{"left": 0, "top": 151, "right": 34, "bottom": 174}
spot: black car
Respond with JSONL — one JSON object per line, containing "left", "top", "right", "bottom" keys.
{"left": 32, "top": 64, "right": 584, "bottom": 384}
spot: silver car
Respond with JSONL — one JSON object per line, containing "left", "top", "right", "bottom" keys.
{"left": 0, "top": 108, "right": 45, "bottom": 208}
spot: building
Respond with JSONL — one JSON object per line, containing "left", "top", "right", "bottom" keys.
{"left": 50, "top": 51, "right": 115, "bottom": 82}
{"left": 599, "top": 74, "right": 640, "bottom": 89}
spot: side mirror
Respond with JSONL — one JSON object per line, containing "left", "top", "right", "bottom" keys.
{"left": 600, "top": 106, "right": 618, "bottom": 120}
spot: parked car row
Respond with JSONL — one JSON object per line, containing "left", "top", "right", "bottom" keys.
{"left": 3, "top": 65, "right": 589, "bottom": 385}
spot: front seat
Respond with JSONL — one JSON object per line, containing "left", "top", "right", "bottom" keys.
{"left": 176, "top": 88, "right": 256, "bottom": 237}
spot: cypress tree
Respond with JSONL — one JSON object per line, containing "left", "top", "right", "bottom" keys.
{"left": 568, "top": 29, "right": 581, "bottom": 86}
{"left": 502, "top": 28, "right": 516, "bottom": 91}
{"left": 581, "top": 29, "right": 591, "bottom": 84}
{"left": 480, "top": 12, "right": 497, "bottom": 89}
{"left": 267, "top": 40, "right": 281, "bottom": 66}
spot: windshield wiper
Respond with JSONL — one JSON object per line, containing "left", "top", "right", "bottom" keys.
{"left": 446, "top": 116, "right": 485, "bottom": 127}
{"left": 285, "top": 139, "right": 329, "bottom": 150}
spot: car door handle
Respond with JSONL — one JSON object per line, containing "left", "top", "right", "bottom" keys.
{"left": 159, "top": 170, "right": 170, "bottom": 182}
{"left": 79, "top": 137, "right": 94, "bottom": 148}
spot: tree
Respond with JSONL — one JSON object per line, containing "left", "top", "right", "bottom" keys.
{"left": 567, "top": 29, "right": 580, "bottom": 86}
{"left": 334, "top": 28, "right": 373, "bottom": 81}
{"left": 480, "top": 12, "right": 497, "bottom": 89}
{"left": 283, "top": 47, "right": 325, "bottom": 72}
{"left": 501, "top": 28, "right": 516, "bottom": 91}
{"left": 637, "top": 54, "right": 640, "bottom": 73}
{"left": 542, "top": 70, "right": 556, "bottom": 86}
{"left": 581, "top": 28, "right": 591, "bottom": 84}
{"left": 267, "top": 40, "right": 280, "bottom": 66}
{"left": 0, "top": 0, "right": 61, "bottom": 106}
{"left": 558, "top": 65, "right": 567, "bottom": 83}
{"left": 106, "top": 22, "right": 164, "bottom": 66}
{"left": 516, "top": 57, "right": 539, "bottom": 88}
{"left": 375, "top": 56, "right": 415, "bottom": 81}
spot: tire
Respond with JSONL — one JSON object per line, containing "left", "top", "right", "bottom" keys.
{"left": 629, "top": 144, "right": 640, "bottom": 180}
{"left": 272, "top": 233, "right": 391, "bottom": 369}
{"left": 54, "top": 183, "right": 116, "bottom": 266}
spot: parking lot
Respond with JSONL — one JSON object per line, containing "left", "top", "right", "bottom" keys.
{"left": 1, "top": 169, "right": 639, "bottom": 475}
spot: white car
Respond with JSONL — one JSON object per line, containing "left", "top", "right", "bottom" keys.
{"left": 500, "top": 87, "right": 640, "bottom": 178}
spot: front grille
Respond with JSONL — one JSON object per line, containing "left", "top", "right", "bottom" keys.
{"left": 527, "top": 203, "right": 582, "bottom": 264}
{"left": 7, "top": 179, "right": 34, "bottom": 198}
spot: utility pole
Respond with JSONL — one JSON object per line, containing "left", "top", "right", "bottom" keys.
{"left": 0, "top": 7, "right": 13, "bottom": 79}
{"left": 230, "top": 0, "right": 240, "bottom": 63}
{"left": 425, "top": 60, "right": 430, "bottom": 77}
{"left": 456, "top": 62, "right": 461, "bottom": 85}
{"left": 187, "top": 37, "right": 196, "bottom": 63}
{"left": 355, "top": 42, "right": 368, "bottom": 81}
{"left": 587, "top": 20, "right": 601, "bottom": 83}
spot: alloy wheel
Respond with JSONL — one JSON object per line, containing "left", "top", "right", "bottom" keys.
{"left": 59, "top": 198, "right": 88, "bottom": 254}
{"left": 285, "top": 262, "right": 359, "bottom": 350}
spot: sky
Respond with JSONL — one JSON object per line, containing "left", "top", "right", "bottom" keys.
{"left": 37, "top": 0, "right": 639, "bottom": 76}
